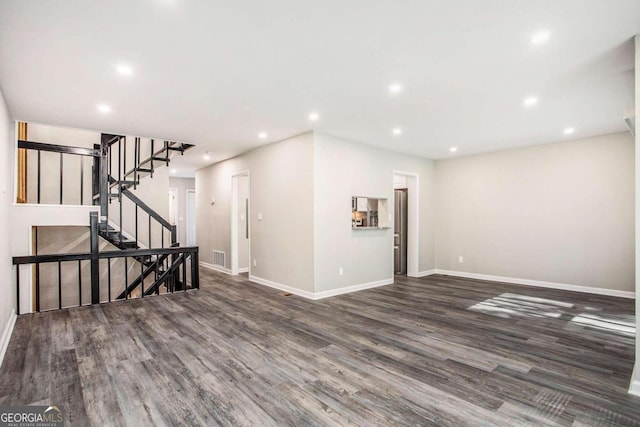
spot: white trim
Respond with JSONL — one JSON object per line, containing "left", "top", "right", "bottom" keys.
{"left": 200, "top": 261, "right": 232, "bottom": 275}
{"left": 238, "top": 267, "right": 249, "bottom": 273}
{"left": 249, "top": 275, "right": 394, "bottom": 300}
{"left": 230, "top": 170, "right": 250, "bottom": 276}
{"left": 0, "top": 309, "right": 17, "bottom": 368}
{"left": 185, "top": 189, "right": 196, "bottom": 246}
{"left": 313, "top": 278, "right": 394, "bottom": 299}
{"left": 392, "top": 171, "right": 420, "bottom": 277}
{"left": 433, "top": 269, "right": 635, "bottom": 299}
{"left": 412, "top": 269, "right": 436, "bottom": 278}
{"left": 249, "top": 275, "right": 316, "bottom": 299}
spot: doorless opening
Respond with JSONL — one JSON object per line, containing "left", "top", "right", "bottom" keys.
{"left": 393, "top": 171, "right": 419, "bottom": 277}
{"left": 231, "top": 171, "right": 250, "bottom": 276}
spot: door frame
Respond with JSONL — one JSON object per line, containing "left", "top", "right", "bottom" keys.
{"left": 185, "top": 189, "right": 196, "bottom": 246}
{"left": 230, "top": 170, "right": 250, "bottom": 276}
{"left": 168, "top": 187, "right": 179, "bottom": 244}
{"left": 392, "top": 171, "right": 419, "bottom": 277}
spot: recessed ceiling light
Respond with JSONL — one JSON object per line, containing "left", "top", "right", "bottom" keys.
{"left": 392, "top": 127, "right": 402, "bottom": 136}
{"left": 308, "top": 112, "right": 319, "bottom": 121}
{"left": 450, "top": 147, "right": 458, "bottom": 153}
{"left": 563, "top": 127, "right": 575, "bottom": 135}
{"left": 115, "top": 64, "right": 133, "bottom": 76}
{"left": 258, "top": 132, "right": 267, "bottom": 139}
{"left": 529, "top": 30, "right": 551, "bottom": 46}
{"left": 523, "top": 96, "right": 538, "bottom": 107}
{"left": 97, "top": 104, "right": 111, "bottom": 113}
{"left": 203, "top": 152, "right": 211, "bottom": 160}
{"left": 170, "top": 169, "right": 177, "bottom": 174}
{"left": 389, "top": 83, "right": 403, "bottom": 94}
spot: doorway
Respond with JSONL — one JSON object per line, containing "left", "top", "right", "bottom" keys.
{"left": 231, "top": 171, "right": 250, "bottom": 275}
{"left": 393, "top": 171, "right": 419, "bottom": 277}
{"left": 394, "top": 189, "right": 408, "bottom": 274}
{"left": 186, "top": 190, "right": 196, "bottom": 246}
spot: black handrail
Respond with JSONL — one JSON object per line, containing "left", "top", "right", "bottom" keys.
{"left": 13, "top": 212, "right": 199, "bottom": 314}
{"left": 18, "top": 140, "right": 100, "bottom": 157}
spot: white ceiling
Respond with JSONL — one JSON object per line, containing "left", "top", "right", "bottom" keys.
{"left": 0, "top": 0, "right": 638, "bottom": 175}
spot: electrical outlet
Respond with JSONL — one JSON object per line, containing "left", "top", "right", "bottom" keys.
{"left": 458, "top": 256, "right": 464, "bottom": 263}
{"left": 339, "top": 267, "right": 344, "bottom": 276}
{"left": 253, "top": 259, "right": 257, "bottom": 267}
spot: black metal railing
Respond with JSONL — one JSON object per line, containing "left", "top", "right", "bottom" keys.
{"left": 13, "top": 213, "right": 199, "bottom": 314}
{"left": 18, "top": 140, "right": 99, "bottom": 205}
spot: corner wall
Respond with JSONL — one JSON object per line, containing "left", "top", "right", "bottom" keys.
{"left": 0, "top": 86, "right": 16, "bottom": 365}
{"left": 313, "top": 133, "right": 436, "bottom": 295}
{"left": 195, "top": 132, "right": 315, "bottom": 293}
{"left": 632, "top": 34, "right": 640, "bottom": 396}
{"left": 434, "top": 132, "right": 635, "bottom": 294}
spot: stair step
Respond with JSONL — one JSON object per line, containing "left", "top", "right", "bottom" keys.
{"left": 136, "top": 168, "right": 152, "bottom": 173}
{"left": 166, "top": 146, "right": 184, "bottom": 152}
{"left": 152, "top": 156, "right": 168, "bottom": 162}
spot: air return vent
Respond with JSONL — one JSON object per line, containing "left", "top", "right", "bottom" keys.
{"left": 213, "top": 250, "right": 226, "bottom": 268}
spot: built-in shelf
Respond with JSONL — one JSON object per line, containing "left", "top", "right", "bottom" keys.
{"left": 351, "top": 196, "right": 390, "bottom": 229}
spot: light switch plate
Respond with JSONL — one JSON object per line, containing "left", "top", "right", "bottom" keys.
{"left": 258, "top": 213, "right": 263, "bottom": 221}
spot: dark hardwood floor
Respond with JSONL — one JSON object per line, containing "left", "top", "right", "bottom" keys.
{"left": 0, "top": 270, "right": 638, "bottom": 426}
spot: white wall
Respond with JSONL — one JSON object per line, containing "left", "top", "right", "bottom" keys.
{"left": 0, "top": 87, "right": 16, "bottom": 365}
{"left": 313, "top": 132, "right": 436, "bottom": 293}
{"left": 196, "top": 132, "right": 315, "bottom": 292}
{"left": 435, "top": 132, "right": 634, "bottom": 292}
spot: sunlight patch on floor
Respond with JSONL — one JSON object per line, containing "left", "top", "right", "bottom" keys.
{"left": 468, "top": 293, "right": 573, "bottom": 319}
{"left": 570, "top": 313, "right": 635, "bottom": 337}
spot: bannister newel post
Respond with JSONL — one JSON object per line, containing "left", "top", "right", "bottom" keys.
{"left": 171, "top": 225, "right": 177, "bottom": 246}
{"left": 191, "top": 249, "right": 199, "bottom": 289}
{"left": 90, "top": 211, "right": 100, "bottom": 304}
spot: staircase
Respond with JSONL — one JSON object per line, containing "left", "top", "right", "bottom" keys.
{"left": 12, "top": 131, "right": 199, "bottom": 313}
{"left": 93, "top": 134, "right": 193, "bottom": 298}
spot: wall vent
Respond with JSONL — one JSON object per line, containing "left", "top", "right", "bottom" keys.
{"left": 213, "top": 250, "right": 226, "bottom": 268}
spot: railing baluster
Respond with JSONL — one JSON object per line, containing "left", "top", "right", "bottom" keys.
{"left": 107, "top": 259, "right": 111, "bottom": 302}
{"left": 37, "top": 150, "right": 41, "bottom": 204}
{"left": 58, "top": 261, "right": 62, "bottom": 309}
{"left": 78, "top": 259, "right": 82, "bottom": 306}
{"left": 140, "top": 258, "right": 144, "bottom": 298}
{"left": 148, "top": 216, "right": 151, "bottom": 248}
{"left": 150, "top": 139, "right": 154, "bottom": 177}
{"left": 122, "top": 136, "right": 126, "bottom": 182}
{"left": 15, "top": 266, "right": 20, "bottom": 315}
{"left": 35, "top": 263, "right": 40, "bottom": 312}
{"left": 59, "top": 153, "right": 63, "bottom": 204}
{"left": 124, "top": 257, "right": 128, "bottom": 300}
{"left": 135, "top": 205, "right": 138, "bottom": 248}
{"left": 80, "top": 156, "right": 84, "bottom": 205}
{"left": 161, "top": 227, "right": 164, "bottom": 249}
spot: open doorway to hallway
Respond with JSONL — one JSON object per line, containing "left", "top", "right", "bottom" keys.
{"left": 393, "top": 171, "right": 419, "bottom": 277}
{"left": 231, "top": 171, "right": 250, "bottom": 275}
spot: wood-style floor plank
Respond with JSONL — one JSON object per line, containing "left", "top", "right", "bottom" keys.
{"left": 0, "top": 270, "right": 638, "bottom": 426}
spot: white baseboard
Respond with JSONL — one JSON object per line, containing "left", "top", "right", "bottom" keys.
{"left": 411, "top": 269, "right": 436, "bottom": 278}
{"left": 238, "top": 267, "right": 249, "bottom": 273}
{"left": 313, "top": 278, "right": 394, "bottom": 299}
{"left": 200, "top": 262, "right": 232, "bottom": 275}
{"left": 248, "top": 275, "right": 393, "bottom": 300}
{"left": 0, "top": 309, "right": 17, "bottom": 368}
{"left": 248, "top": 275, "right": 316, "bottom": 299}
{"left": 433, "top": 269, "right": 635, "bottom": 299}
